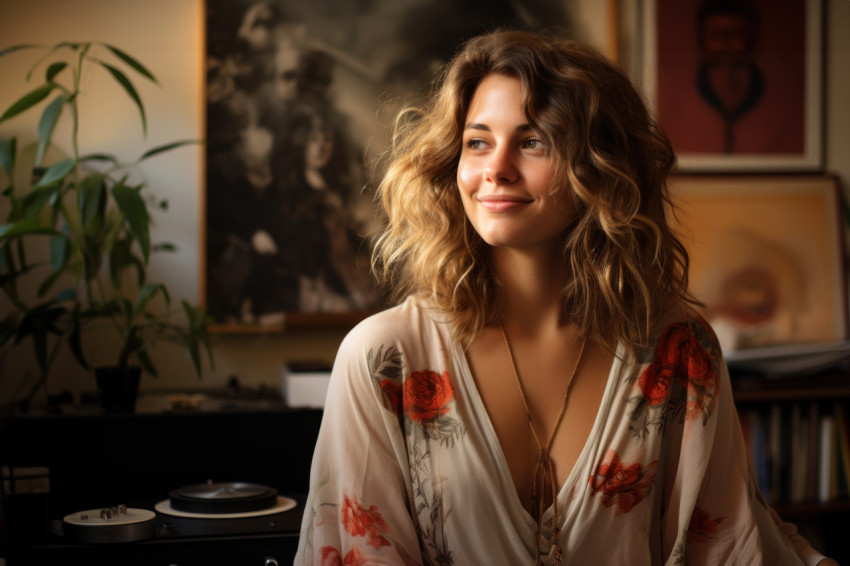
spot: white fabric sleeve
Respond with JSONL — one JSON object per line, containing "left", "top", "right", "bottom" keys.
{"left": 767, "top": 505, "right": 836, "bottom": 566}
{"left": 293, "top": 328, "right": 423, "bottom": 565}
{"left": 657, "top": 319, "right": 809, "bottom": 565}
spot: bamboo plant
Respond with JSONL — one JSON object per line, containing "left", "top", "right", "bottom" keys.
{"left": 0, "top": 41, "right": 214, "bottom": 404}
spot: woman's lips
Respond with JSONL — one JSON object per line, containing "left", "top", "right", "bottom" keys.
{"left": 476, "top": 195, "right": 531, "bottom": 212}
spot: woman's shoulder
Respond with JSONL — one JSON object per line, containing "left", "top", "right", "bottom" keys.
{"left": 340, "top": 296, "right": 452, "bottom": 355}
{"left": 646, "top": 306, "right": 723, "bottom": 361}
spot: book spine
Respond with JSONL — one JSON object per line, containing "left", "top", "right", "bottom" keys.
{"left": 805, "top": 401, "right": 819, "bottom": 502}
{"left": 790, "top": 402, "right": 806, "bottom": 504}
{"left": 818, "top": 413, "right": 835, "bottom": 503}
{"left": 834, "top": 402, "right": 850, "bottom": 498}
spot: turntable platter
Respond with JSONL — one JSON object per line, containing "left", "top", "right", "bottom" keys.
{"left": 168, "top": 481, "right": 279, "bottom": 514}
{"left": 155, "top": 495, "right": 296, "bottom": 519}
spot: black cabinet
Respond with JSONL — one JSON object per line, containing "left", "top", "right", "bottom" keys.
{"left": 0, "top": 408, "right": 323, "bottom": 565}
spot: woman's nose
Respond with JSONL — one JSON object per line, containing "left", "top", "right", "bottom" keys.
{"left": 484, "top": 147, "right": 518, "bottom": 184}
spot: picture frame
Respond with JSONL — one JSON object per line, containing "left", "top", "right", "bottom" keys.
{"left": 201, "top": 0, "right": 617, "bottom": 332}
{"left": 669, "top": 174, "right": 847, "bottom": 357}
{"left": 638, "top": 0, "right": 823, "bottom": 172}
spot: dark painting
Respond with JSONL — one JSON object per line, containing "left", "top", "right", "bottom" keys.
{"left": 203, "top": 0, "right": 575, "bottom": 327}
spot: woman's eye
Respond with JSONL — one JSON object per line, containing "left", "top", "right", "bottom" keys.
{"left": 523, "top": 138, "right": 544, "bottom": 151}
{"left": 465, "top": 139, "right": 486, "bottom": 150}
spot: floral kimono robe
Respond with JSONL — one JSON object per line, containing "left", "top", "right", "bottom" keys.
{"left": 294, "top": 297, "right": 828, "bottom": 566}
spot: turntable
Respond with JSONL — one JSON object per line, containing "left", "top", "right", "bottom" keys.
{"left": 155, "top": 481, "right": 298, "bottom": 536}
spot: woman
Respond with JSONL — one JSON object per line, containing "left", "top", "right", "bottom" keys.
{"left": 294, "top": 30, "right": 834, "bottom": 565}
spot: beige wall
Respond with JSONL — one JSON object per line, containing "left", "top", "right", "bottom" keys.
{"left": 0, "top": 0, "right": 847, "bottom": 406}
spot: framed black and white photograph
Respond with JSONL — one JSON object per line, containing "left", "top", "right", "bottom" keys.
{"left": 202, "top": 0, "right": 616, "bottom": 330}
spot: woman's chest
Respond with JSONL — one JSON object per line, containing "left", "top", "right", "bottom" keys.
{"left": 461, "top": 338, "right": 615, "bottom": 513}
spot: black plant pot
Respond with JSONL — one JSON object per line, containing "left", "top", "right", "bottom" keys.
{"left": 95, "top": 366, "right": 141, "bottom": 413}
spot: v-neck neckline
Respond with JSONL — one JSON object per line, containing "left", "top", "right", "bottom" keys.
{"left": 452, "top": 339, "right": 624, "bottom": 527}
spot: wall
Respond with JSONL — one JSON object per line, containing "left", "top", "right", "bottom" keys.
{"left": 0, "top": 0, "right": 847, "bottom": 407}
{"left": 825, "top": 0, "right": 850, "bottom": 180}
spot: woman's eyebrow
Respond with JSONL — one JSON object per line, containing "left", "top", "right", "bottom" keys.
{"left": 463, "top": 122, "right": 535, "bottom": 132}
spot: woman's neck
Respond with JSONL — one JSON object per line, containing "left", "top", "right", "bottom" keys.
{"left": 491, "top": 245, "right": 571, "bottom": 335}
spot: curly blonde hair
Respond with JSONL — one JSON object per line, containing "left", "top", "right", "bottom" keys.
{"left": 372, "top": 29, "right": 695, "bottom": 356}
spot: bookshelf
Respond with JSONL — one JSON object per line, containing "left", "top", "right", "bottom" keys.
{"left": 731, "top": 370, "right": 850, "bottom": 563}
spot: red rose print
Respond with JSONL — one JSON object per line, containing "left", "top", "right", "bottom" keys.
{"left": 380, "top": 379, "right": 403, "bottom": 418}
{"left": 687, "top": 506, "right": 727, "bottom": 544}
{"left": 343, "top": 546, "right": 367, "bottom": 565}
{"left": 589, "top": 449, "right": 658, "bottom": 515}
{"left": 321, "top": 546, "right": 343, "bottom": 566}
{"left": 670, "top": 323, "right": 715, "bottom": 388}
{"left": 681, "top": 333, "right": 716, "bottom": 390}
{"left": 340, "top": 494, "right": 390, "bottom": 549}
{"left": 403, "top": 369, "right": 455, "bottom": 424}
{"left": 640, "top": 320, "right": 718, "bottom": 422}
{"left": 639, "top": 364, "right": 674, "bottom": 405}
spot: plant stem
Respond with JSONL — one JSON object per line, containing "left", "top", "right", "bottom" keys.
{"left": 70, "top": 45, "right": 95, "bottom": 308}
{"left": 24, "top": 332, "right": 65, "bottom": 405}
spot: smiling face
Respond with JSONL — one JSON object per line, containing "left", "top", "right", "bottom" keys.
{"left": 457, "top": 74, "right": 573, "bottom": 253}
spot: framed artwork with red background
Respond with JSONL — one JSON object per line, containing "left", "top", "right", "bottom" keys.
{"left": 639, "top": 0, "right": 823, "bottom": 172}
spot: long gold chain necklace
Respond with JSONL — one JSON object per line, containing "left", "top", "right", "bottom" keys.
{"left": 500, "top": 325, "right": 587, "bottom": 566}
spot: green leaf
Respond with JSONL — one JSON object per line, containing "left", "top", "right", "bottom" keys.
{"left": 0, "top": 44, "right": 38, "bottom": 58}
{"left": 69, "top": 306, "right": 89, "bottom": 370}
{"left": 79, "top": 153, "right": 119, "bottom": 165}
{"left": 153, "top": 242, "right": 176, "bottom": 253}
{"left": 0, "top": 84, "right": 55, "bottom": 124}
{"left": 22, "top": 184, "right": 57, "bottom": 219}
{"left": 0, "top": 218, "right": 57, "bottom": 241}
{"left": 78, "top": 174, "right": 106, "bottom": 227}
{"left": 48, "top": 233, "right": 68, "bottom": 271}
{"left": 108, "top": 237, "right": 129, "bottom": 288}
{"left": 37, "top": 266, "right": 64, "bottom": 298}
{"left": 16, "top": 303, "right": 66, "bottom": 372}
{"left": 119, "top": 297, "right": 134, "bottom": 319}
{"left": 182, "top": 301, "right": 202, "bottom": 375}
{"left": 34, "top": 158, "right": 74, "bottom": 189}
{"left": 186, "top": 331, "right": 201, "bottom": 376}
{"left": 136, "top": 348, "right": 158, "bottom": 377}
{"left": 135, "top": 283, "right": 166, "bottom": 316}
{"left": 0, "top": 138, "right": 15, "bottom": 179}
{"left": 35, "top": 94, "right": 65, "bottom": 166}
{"left": 111, "top": 183, "right": 150, "bottom": 262}
{"left": 139, "top": 140, "right": 199, "bottom": 161}
{"left": 98, "top": 61, "right": 146, "bottom": 134}
{"left": 182, "top": 300, "right": 215, "bottom": 374}
{"left": 103, "top": 44, "right": 157, "bottom": 83}
{"left": 129, "top": 254, "right": 146, "bottom": 286}
{"left": 45, "top": 61, "right": 67, "bottom": 82}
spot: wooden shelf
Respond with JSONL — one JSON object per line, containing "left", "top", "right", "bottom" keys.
{"left": 771, "top": 498, "right": 850, "bottom": 518}
{"left": 731, "top": 372, "right": 850, "bottom": 403}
